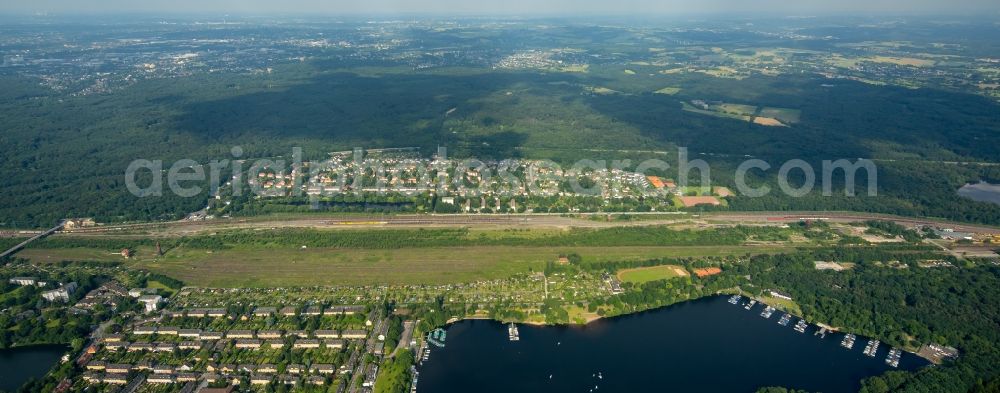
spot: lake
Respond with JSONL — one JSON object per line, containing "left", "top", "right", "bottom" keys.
{"left": 958, "top": 182, "right": 1000, "bottom": 205}
{"left": 0, "top": 345, "right": 67, "bottom": 391}
{"left": 416, "top": 296, "right": 928, "bottom": 393}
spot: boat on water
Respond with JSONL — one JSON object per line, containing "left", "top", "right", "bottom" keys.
{"left": 841, "top": 333, "right": 856, "bottom": 349}
{"left": 760, "top": 306, "right": 775, "bottom": 319}
{"left": 777, "top": 313, "right": 792, "bottom": 326}
{"left": 728, "top": 295, "right": 742, "bottom": 304}
{"left": 794, "top": 319, "right": 808, "bottom": 333}
{"left": 886, "top": 348, "right": 901, "bottom": 367}
{"left": 745, "top": 300, "right": 757, "bottom": 310}
{"left": 863, "top": 339, "right": 880, "bottom": 357}
{"left": 508, "top": 323, "right": 520, "bottom": 341}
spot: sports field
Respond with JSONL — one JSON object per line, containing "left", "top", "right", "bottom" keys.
{"left": 616, "top": 264, "right": 689, "bottom": 284}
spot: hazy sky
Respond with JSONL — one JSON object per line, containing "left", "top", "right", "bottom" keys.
{"left": 5, "top": 0, "right": 1000, "bottom": 15}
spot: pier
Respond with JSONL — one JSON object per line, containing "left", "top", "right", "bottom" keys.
{"left": 886, "top": 348, "right": 901, "bottom": 367}
{"left": 863, "top": 339, "right": 880, "bottom": 357}
{"left": 427, "top": 328, "right": 447, "bottom": 348}
{"left": 841, "top": 334, "right": 856, "bottom": 349}
{"left": 760, "top": 306, "right": 775, "bottom": 319}
{"left": 794, "top": 319, "right": 808, "bottom": 333}
{"left": 726, "top": 296, "right": 915, "bottom": 370}
{"left": 508, "top": 323, "right": 520, "bottom": 341}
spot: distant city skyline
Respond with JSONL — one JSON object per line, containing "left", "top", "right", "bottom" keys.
{"left": 3, "top": 0, "right": 1000, "bottom": 16}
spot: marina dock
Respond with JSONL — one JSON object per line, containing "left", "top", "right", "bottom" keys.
{"left": 427, "top": 328, "right": 447, "bottom": 348}
{"left": 726, "top": 296, "right": 909, "bottom": 367}
{"left": 794, "top": 319, "right": 808, "bottom": 333}
{"left": 760, "top": 306, "right": 775, "bottom": 319}
{"left": 841, "top": 334, "right": 856, "bottom": 349}
{"left": 863, "top": 339, "right": 880, "bottom": 357}
{"left": 886, "top": 348, "right": 901, "bottom": 367}
{"left": 508, "top": 323, "right": 520, "bottom": 341}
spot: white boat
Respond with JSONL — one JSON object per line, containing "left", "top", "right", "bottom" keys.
{"left": 508, "top": 323, "right": 520, "bottom": 341}
{"left": 886, "top": 348, "right": 901, "bottom": 367}
{"left": 841, "top": 333, "right": 856, "bottom": 349}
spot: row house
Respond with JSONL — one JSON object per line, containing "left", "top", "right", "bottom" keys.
{"left": 235, "top": 339, "right": 262, "bottom": 349}
{"left": 227, "top": 330, "right": 255, "bottom": 339}
{"left": 293, "top": 339, "right": 320, "bottom": 349}
{"left": 266, "top": 339, "right": 285, "bottom": 349}
{"left": 253, "top": 307, "right": 277, "bottom": 316}
{"left": 201, "top": 331, "right": 224, "bottom": 340}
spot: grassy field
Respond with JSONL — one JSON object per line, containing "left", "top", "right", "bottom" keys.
{"left": 616, "top": 264, "right": 689, "bottom": 284}
{"left": 682, "top": 101, "right": 751, "bottom": 121}
{"left": 653, "top": 87, "right": 681, "bottom": 95}
{"left": 145, "top": 280, "right": 177, "bottom": 296}
{"left": 716, "top": 103, "right": 758, "bottom": 117}
{"left": 18, "top": 244, "right": 794, "bottom": 287}
{"left": 759, "top": 107, "right": 801, "bottom": 124}
{"left": 758, "top": 294, "right": 802, "bottom": 315}
{"left": 18, "top": 248, "right": 126, "bottom": 263}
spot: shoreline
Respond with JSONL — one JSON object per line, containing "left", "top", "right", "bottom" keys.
{"left": 441, "top": 294, "right": 941, "bottom": 364}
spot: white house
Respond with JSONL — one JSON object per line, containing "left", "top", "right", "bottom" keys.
{"left": 41, "top": 282, "right": 78, "bottom": 302}
{"left": 8, "top": 277, "right": 37, "bottom": 286}
{"left": 137, "top": 295, "right": 163, "bottom": 312}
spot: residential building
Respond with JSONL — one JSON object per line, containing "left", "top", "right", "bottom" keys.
{"left": 41, "top": 282, "right": 77, "bottom": 302}
{"left": 137, "top": 295, "right": 163, "bottom": 312}
{"left": 8, "top": 277, "right": 37, "bottom": 286}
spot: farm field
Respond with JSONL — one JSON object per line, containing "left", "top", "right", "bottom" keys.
{"left": 616, "top": 264, "right": 689, "bottom": 284}
{"left": 18, "top": 244, "right": 794, "bottom": 287}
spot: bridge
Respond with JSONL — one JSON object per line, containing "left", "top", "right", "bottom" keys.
{"left": 0, "top": 221, "right": 64, "bottom": 260}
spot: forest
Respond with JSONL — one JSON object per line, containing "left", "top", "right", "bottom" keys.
{"left": 3, "top": 60, "right": 1000, "bottom": 227}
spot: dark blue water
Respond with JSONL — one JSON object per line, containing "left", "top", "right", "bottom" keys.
{"left": 417, "top": 296, "right": 928, "bottom": 393}
{"left": 0, "top": 345, "right": 67, "bottom": 391}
